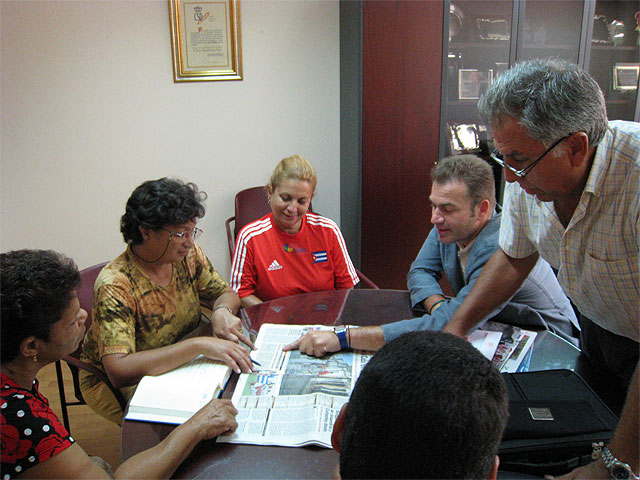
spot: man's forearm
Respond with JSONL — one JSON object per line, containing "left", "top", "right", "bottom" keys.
{"left": 349, "top": 326, "right": 386, "bottom": 352}
{"left": 424, "top": 294, "right": 447, "bottom": 313}
{"left": 443, "top": 249, "right": 538, "bottom": 337}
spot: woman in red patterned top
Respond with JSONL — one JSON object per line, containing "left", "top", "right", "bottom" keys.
{"left": 1, "top": 250, "right": 239, "bottom": 479}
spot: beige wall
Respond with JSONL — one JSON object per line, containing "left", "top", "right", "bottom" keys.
{"left": 0, "top": 0, "right": 340, "bottom": 279}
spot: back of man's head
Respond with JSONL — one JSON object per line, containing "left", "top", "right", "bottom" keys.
{"left": 339, "top": 331, "right": 508, "bottom": 479}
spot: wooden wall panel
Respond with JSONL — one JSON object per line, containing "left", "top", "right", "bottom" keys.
{"left": 361, "top": 1, "right": 444, "bottom": 289}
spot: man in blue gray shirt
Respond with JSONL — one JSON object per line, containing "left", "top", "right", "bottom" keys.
{"left": 285, "top": 155, "right": 578, "bottom": 356}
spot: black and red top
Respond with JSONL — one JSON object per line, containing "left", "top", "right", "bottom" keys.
{"left": 1, "top": 372, "right": 74, "bottom": 479}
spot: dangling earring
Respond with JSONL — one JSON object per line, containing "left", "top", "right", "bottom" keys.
{"left": 33, "top": 354, "right": 37, "bottom": 362}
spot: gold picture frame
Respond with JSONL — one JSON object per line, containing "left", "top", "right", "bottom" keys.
{"left": 169, "top": 0, "right": 242, "bottom": 82}
{"left": 612, "top": 64, "right": 639, "bottom": 91}
{"left": 458, "top": 69, "right": 493, "bottom": 100}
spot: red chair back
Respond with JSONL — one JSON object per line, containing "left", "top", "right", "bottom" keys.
{"left": 233, "top": 186, "right": 271, "bottom": 239}
{"left": 73, "top": 262, "right": 108, "bottom": 358}
{"left": 56, "top": 261, "right": 111, "bottom": 432}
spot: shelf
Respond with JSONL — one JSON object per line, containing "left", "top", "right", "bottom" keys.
{"left": 521, "top": 43, "right": 579, "bottom": 50}
{"left": 449, "top": 41, "right": 509, "bottom": 49}
{"left": 590, "top": 44, "right": 640, "bottom": 51}
{"left": 605, "top": 98, "right": 637, "bottom": 105}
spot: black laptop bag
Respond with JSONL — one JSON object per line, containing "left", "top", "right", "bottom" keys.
{"left": 498, "top": 369, "right": 619, "bottom": 476}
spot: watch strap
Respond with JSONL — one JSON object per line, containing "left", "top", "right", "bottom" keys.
{"left": 333, "top": 327, "right": 349, "bottom": 350}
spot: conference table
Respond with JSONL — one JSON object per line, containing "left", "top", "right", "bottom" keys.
{"left": 120, "top": 289, "right": 600, "bottom": 479}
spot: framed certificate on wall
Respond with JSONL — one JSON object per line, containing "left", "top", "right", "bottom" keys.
{"left": 169, "top": 0, "right": 243, "bottom": 82}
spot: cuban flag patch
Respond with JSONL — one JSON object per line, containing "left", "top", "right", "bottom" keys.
{"left": 312, "top": 250, "right": 328, "bottom": 263}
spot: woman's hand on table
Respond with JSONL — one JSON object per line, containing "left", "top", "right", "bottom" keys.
{"left": 283, "top": 331, "right": 340, "bottom": 357}
{"left": 187, "top": 398, "right": 239, "bottom": 440}
{"left": 211, "top": 307, "right": 255, "bottom": 349}
{"left": 198, "top": 337, "right": 254, "bottom": 374}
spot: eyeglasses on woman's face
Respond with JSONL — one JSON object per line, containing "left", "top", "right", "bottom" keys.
{"left": 489, "top": 134, "right": 572, "bottom": 179}
{"left": 161, "top": 226, "right": 203, "bottom": 241}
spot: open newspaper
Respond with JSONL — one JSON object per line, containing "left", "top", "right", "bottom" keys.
{"left": 217, "top": 323, "right": 373, "bottom": 448}
{"left": 217, "top": 322, "right": 536, "bottom": 448}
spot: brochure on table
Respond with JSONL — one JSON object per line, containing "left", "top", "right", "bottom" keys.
{"left": 470, "top": 322, "right": 538, "bottom": 373}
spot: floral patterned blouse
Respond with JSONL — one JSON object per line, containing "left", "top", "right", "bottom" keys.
{"left": 1, "top": 373, "right": 74, "bottom": 478}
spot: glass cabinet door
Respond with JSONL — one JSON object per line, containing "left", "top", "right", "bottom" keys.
{"left": 518, "top": 0, "right": 585, "bottom": 63}
{"left": 441, "top": 0, "right": 513, "bottom": 161}
{"left": 440, "top": 0, "right": 591, "bottom": 162}
{"left": 439, "top": 0, "right": 639, "bottom": 202}
{"left": 588, "top": 0, "right": 640, "bottom": 121}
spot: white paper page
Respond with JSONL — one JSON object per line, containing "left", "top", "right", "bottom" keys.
{"left": 125, "top": 355, "right": 229, "bottom": 421}
{"left": 468, "top": 330, "right": 502, "bottom": 361}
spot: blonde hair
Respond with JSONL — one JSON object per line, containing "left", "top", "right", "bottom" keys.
{"left": 267, "top": 155, "right": 317, "bottom": 193}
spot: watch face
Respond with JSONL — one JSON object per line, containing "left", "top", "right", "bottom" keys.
{"left": 611, "top": 464, "right": 631, "bottom": 479}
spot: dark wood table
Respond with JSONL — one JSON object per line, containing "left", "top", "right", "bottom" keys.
{"left": 120, "top": 289, "right": 597, "bottom": 479}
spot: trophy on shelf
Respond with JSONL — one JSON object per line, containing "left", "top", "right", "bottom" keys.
{"left": 593, "top": 14, "right": 626, "bottom": 45}
{"left": 593, "top": 15, "right": 611, "bottom": 44}
{"left": 524, "top": 19, "right": 546, "bottom": 45}
{"left": 476, "top": 17, "right": 510, "bottom": 41}
{"left": 449, "top": 3, "right": 464, "bottom": 42}
{"left": 447, "top": 123, "right": 488, "bottom": 155}
{"left": 608, "top": 20, "right": 625, "bottom": 46}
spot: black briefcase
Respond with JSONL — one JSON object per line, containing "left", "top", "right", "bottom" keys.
{"left": 498, "top": 369, "right": 618, "bottom": 476}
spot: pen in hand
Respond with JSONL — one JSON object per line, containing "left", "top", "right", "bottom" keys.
{"left": 251, "top": 358, "right": 262, "bottom": 367}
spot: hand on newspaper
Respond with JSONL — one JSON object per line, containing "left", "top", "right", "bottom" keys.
{"left": 200, "top": 337, "right": 254, "bottom": 374}
{"left": 187, "top": 398, "right": 239, "bottom": 439}
{"left": 283, "top": 331, "right": 340, "bottom": 358}
{"left": 211, "top": 309, "right": 255, "bottom": 350}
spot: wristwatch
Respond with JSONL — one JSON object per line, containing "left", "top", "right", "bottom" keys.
{"left": 333, "top": 326, "right": 349, "bottom": 350}
{"left": 602, "top": 447, "right": 639, "bottom": 480}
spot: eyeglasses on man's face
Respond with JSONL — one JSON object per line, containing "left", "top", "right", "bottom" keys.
{"left": 161, "top": 226, "right": 203, "bottom": 241}
{"left": 489, "top": 134, "right": 572, "bottom": 179}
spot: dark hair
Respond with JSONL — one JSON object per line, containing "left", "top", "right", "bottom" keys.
{"left": 120, "top": 178, "right": 207, "bottom": 245}
{"left": 1, "top": 249, "right": 81, "bottom": 363}
{"left": 433, "top": 155, "right": 496, "bottom": 211}
{"left": 340, "top": 331, "right": 509, "bottom": 479}
{"left": 478, "top": 58, "right": 608, "bottom": 147}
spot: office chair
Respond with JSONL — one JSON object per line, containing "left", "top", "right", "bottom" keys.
{"left": 225, "top": 186, "right": 379, "bottom": 289}
{"left": 55, "top": 262, "right": 127, "bottom": 432}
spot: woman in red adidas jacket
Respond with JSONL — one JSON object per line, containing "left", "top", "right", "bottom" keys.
{"left": 231, "top": 155, "right": 359, "bottom": 307}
